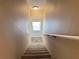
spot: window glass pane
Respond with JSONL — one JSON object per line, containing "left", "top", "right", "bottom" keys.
{"left": 32, "top": 22, "right": 41, "bottom": 31}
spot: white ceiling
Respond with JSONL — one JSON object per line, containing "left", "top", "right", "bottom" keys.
{"left": 27, "top": 0, "right": 46, "bottom": 6}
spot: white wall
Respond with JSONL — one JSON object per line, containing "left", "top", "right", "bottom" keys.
{"left": 45, "top": 0, "right": 79, "bottom": 36}
{"left": 44, "top": 0, "right": 79, "bottom": 59}
{"left": 0, "top": 18, "right": 29, "bottom": 59}
{"left": 44, "top": 35, "right": 79, "bottom": 59}
{"left": 0, "top": 0, "right": 29, "bottom": 59}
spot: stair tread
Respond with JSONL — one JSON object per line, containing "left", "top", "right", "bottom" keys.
{"left": 24, "top": 53, "right": 49, "bottom": 55}
{"left": 21, "top": 57, "right": 51, "bottom": 59}
{"left": 24, "top": 53, "right": 50, "bottom": 55}
{"left": 24, "top": 51, "right": 49, "bottom": 54}
{"left": 22, "top": 58, "right": 51, "bottom": 59}
{"left": 31, "top": 58, "right": 51, "bottom": 59}
{"left": 26, "top": 49, "right": 48, "bottom": 51}
{"left": 22, "top": 54, "right": 51, "bottom": 58}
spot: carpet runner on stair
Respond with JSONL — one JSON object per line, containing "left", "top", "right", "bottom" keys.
{"left": 21, "top": 37, "right": 51, "bottom": 59}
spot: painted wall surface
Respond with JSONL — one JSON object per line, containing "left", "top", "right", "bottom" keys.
{"left": 45, "top": 0, "right": 79, "bottom": 36}
{"left": 44, "top": 36, "right": 79, "bottom": 59}
{"left": 0, "top": 0, "right": 29, "bottom": 59}
{"left": 0, "top": 19, "right": 28, "bottom": 59}
{"left": 44, "top": 0, "right": 79, "bottom": 59}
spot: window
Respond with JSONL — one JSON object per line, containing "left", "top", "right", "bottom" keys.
{"left": 32, "top": 22, "right": 41, "bottom": 31}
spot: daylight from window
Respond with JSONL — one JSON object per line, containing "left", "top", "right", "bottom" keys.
{"left": 32, "top": 22, "right": 41, "bottom": 31}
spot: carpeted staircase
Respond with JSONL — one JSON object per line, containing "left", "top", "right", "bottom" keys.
{"left": 21, "top": 37, "right": 51, "bottom": 59}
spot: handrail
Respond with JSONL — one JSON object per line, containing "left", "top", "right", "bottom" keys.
{"left": 45, "top": 34, "right": 57, "bottom": 38}
{"left": 45, "top": 34, "right": 79, "bottom": 40}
